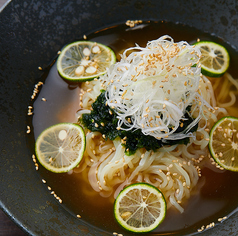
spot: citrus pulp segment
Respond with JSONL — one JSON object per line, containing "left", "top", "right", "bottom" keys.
{"left": 57, "top": 41, "right": 116, "bottom": 82}
{"left": 209, "top": 116, "right": 238, "bottom": 172}
{"left": 35, "top": 123, "right": 86, "bottom": 173}
{"left": 114, "top": 183, "right": 166, "bottom": 233}
{"left": 194, "top": 41, "right": 229, "bottom": 77}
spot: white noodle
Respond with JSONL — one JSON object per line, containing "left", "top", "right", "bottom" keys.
{"left": 73, "top": 37, "right": 238, "bottom": 212}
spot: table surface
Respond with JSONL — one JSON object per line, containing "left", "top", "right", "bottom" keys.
{"left": 0, "top": 211, "right": 27, "bottom": 236}
{"left": 0, "top": 2, "right": 28, "bottom": 236}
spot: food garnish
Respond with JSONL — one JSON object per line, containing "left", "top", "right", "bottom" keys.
{"left": 114, "top": 183, "right": 166, "bottom": 233}
{"left": 209, "top": 116, "right": 238, "bottom": 171}
{"left": 57, "top": 41, "right": 116, "bottom": 82}
{"left": 81, "top": 36, "right": 203, "bottom": 154}
{"left": 35, "top": 123, "right": 86, "bottom": 173}
{"left": 194, "top": 41, "right": 230, "bottom": 77}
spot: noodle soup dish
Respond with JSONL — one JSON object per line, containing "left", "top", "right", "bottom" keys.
{"left": 30, "top": 21, "right": 238, "bottom": 235}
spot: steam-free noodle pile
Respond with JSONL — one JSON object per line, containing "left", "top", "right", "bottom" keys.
{"left": 74, "top": 36, "right": 237, "bottom": 212}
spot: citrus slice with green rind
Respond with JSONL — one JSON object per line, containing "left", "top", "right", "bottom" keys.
{"left": 57, "top": 41, "right": 116, "bottom": 82}
{"left": 209, "top": 116, "right": 238, "bottom": 172}
{"left": 35, "top": 123, "right": 86, "bottom": 173}
{"left": 114, "top": 183, "right": 167, "bottom": 233}
{"left": 194, "top": 41, "right": 230, "bottom": 77}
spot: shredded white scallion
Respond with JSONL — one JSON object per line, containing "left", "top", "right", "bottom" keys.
{"left": 100, "top": 35, "right": 203, "bottom": 141}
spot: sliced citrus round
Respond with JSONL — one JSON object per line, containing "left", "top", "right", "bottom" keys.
{"left": 209, "top": 116, "right": 238, "bottom": 172}
{"left": 57, "top": 41, "right": 116, "bottom": 82}
{"left": 194, "top": 41, "right": 230, "bottom": 77}
{"left": 35, "top": 123, "right": 86, "bottom": 173}
{"left": 114, "top": 183, "right": 166, "bottom": 233}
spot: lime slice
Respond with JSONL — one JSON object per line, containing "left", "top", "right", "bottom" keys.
{"left": 194, "top": 41, "right": 230, "bottom": 77}
{"left": 114, "top": 183, "right": 166, "bottom": 233}
{"left": 209, "top": 116, "right": 238, "bottom": 172}
{"left": 57, "top": 41, "right": 116, "bottom": 82}
{"left": 35, "top": 123, "right": 86, "bottom": 173}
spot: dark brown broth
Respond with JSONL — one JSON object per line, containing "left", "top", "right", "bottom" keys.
{"left": 31, "top": 22, "right": 238, "bottom": 235}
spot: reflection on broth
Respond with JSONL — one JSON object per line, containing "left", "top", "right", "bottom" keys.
{"left": 31, "top": 22, "right": 238, "bottom": 235}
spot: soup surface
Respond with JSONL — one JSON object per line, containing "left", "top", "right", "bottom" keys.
{"left": 30, "top": 22, "right": 238, "bottom": 235}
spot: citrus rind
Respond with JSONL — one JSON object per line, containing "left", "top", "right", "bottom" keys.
{"left": 57, "top": 41, "right": 116, "bottom": 82}
{"left": 35, "top": 123, "right": 86, "bottom": 173}
{"left": 114, "top": 183, "right": 167, "bottom": 233}
{"left": 209, "top": 116, "right": 238, "bottom": 172}
{"left": 194, "top": 41, "right": 230, "bottom": 77}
